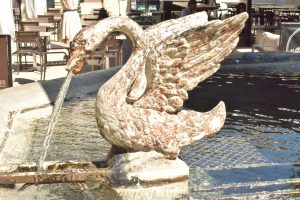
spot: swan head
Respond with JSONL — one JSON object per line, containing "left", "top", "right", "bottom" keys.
{"left": 65, "top": 17, "right": 146, "bottom": 75}
{"left": 65, "top": 47, "right": 88, "bottom": 74}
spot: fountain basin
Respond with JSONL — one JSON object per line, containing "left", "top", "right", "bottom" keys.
{"left": 0, "top": 67, "right": 119, "bottom": 150}
{"left": 0, "top": 52, "right": 299, "bottom": 199}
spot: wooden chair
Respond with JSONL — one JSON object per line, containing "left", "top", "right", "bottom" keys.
{"left": 22, "top": 26, "right": 51, "bottom": 49}
{"left": 13, "top": 8, "right": 21, "bottom": 30}
{"left": 104, "top": 36, "right": 123, "bottom": 68}
{"left": 89, "top": 35, "right": 123, "bottom": 71}
{"left": 37, "top": 15, "right": 55, "bottom": 23}
{"left": 171, "top": 11, "right": 181, "bottom": 19}
{"left": 21, "top": 20, "right": 69, "bottom": 75}
{"left": 14, "top": 31, "right": 46, "bottom": 80}
{"left": 19, "top": 21, "right": 39, "bottom": 31}
{"left": 47, "top": 8, "right": 62, "bottom": 13}
{"left": 81, "top": 12, "right": 98, "bottom": 27}
{"left": 38, "top": 15, "right": 58, "bottom": 41}
{"left": 23, "top": 26, "right": 47, "bottom": 32}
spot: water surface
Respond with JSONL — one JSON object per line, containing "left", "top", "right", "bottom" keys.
{"left": 0, "top": 71, "right": 299, "bottom": 199}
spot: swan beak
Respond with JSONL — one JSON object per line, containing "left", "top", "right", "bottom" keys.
{"left": 65, "top": 48, "right": 86, "bottom": 74}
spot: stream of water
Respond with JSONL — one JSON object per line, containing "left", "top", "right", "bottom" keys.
{"left": 38, "top": 72, "right": 74, "bottom": 171}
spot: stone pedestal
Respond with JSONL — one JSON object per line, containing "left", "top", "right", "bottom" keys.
{"left": 95, "top": 151, "right": 190, "bottom": 200}
{"left": 97, "top": 181, "right": 189, "bottom": 200}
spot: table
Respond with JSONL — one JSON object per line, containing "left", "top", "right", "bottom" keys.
{"left": 81, "top": 20, "right": 98, "bottom": 27}
{"left": 277, "top": 9, "right": 300, "bottom": 22}
{"left": 257, "top": 6, "right": 299, "bottom": 25}
{"left": 20, "top": 20, "right": 55, "bottom": 29}
{"left": 29, "top": 15, "right": 61, "bottom": 40}
{"left": 173, "top": 2, "right": 218, "bottom": 11}
{"left": 88, "top": 33, "right": 126, "bottom": 70}
{"left": 39, "top": 31, "right": 54, "bottom": 56}
{"left": 48, "top": 8, "right": 61, "bottom": 12}
{"left": 82, "top": 15, "right": 99, "bottom": 21}
{"left": 20, "top": 21, "right": 55, "bottom": 42}
{"left": 81, "top": 15, "right": 99, "bottom": 27}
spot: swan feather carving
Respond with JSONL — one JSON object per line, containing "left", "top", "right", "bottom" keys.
{"left": 66, "top": 12, "right": 248, "bottom": 159}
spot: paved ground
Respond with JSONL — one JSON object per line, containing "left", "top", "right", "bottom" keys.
{"left": 10, "top": 47, "right": 256, "bottom": 87}
{"left": 11, "top": 52, "right": 93, "bottom": 87}
{"left": 12, "top": 65, "right": 66, "bottom": 86}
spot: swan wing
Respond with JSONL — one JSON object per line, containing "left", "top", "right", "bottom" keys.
{"left": 129, "top": 12, "right": 248, "bottom": 113}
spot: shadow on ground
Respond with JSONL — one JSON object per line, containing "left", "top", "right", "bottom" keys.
{"left": 14, "top": 78, "right": 36, "bottom": 85}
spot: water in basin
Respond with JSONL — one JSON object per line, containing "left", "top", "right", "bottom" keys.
{"left": 0, "top": 70, "right": 299, "bottom": 199}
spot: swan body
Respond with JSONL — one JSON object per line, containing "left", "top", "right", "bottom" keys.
{"left": 66, "top": 12, "right": 248, "bottom": 159}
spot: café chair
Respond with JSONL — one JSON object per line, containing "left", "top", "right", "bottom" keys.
{"left": 23, "top": 26, "right": 47, "bottom": 32}
{"left": 14, "top": 31, "right": 47, "bottom": 80}
{"left": 23, "top": 26, "right": 50, "bottom": 48}
{"left": 47, "top": 8, "right": 62, "bottom": 13}
{"left": 89, "top": 36, "right": 123, "bottom": 71}
{"left": 22, "top": 22, "right": 70, "bottom": 74}
{"left": 37, "top": 15, "right": 55, "bottom": 23}
{"left": 13, "top": 8, "right": 21, "bottom": 30}
{"left": 19, "top": 21, "right": 40, "bottom": 31}
{"left": 37, "top": 15, "right": 58, "bottom": 40}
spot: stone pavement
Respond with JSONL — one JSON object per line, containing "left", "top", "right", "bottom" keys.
{"left": 9, "top": 48, "right": 245, "bottom": 87}
{"left": 11, "top": 56, "right": 92, "bottom": 87}
{"left": 12, "top": 65, "right": 67, "bottom": 87}
{"left": 10, "top": 48, "right": 300, "bottom": 87}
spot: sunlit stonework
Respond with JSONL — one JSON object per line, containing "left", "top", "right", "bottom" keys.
{"left": 67, "top": 12, "right": 248, "bottom": 159}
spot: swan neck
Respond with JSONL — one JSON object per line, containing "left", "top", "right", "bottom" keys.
{"left": 82, "top": 17, "right": 146, "bottom": 52}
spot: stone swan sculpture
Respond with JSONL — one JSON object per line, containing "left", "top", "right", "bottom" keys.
{"left": 66, "top": 12, "right": 248, "bottom": 159}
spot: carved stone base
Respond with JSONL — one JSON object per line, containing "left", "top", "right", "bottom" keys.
{"left": 97, "top": 180, "right": 189, "bottom": 200}
{"left": 92, "top": 151, "right": 189, "bottom": 199}
{"left": 107, "top": 151, "right": 189, "bottom": 186}
{"left": 0, "top": 151, "right": 190, "bottom": 199}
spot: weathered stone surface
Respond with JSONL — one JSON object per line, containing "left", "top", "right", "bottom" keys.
{"left": 66, "top": 12, "right": 248, "bottom": 159}
{"left": 0, "top": 68, "right": 119, "bottom": 155}
{"left": 107, "top": 151, "right": 189, "bottom": 186}
{"left": 97, "top": 180, "right": 189, "bottom": 200}
{"left": 0, "top": 151, "right": 188, "bottom": 186}
{"left": 0, "top": 160, "right": 109, "bottom": 184}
